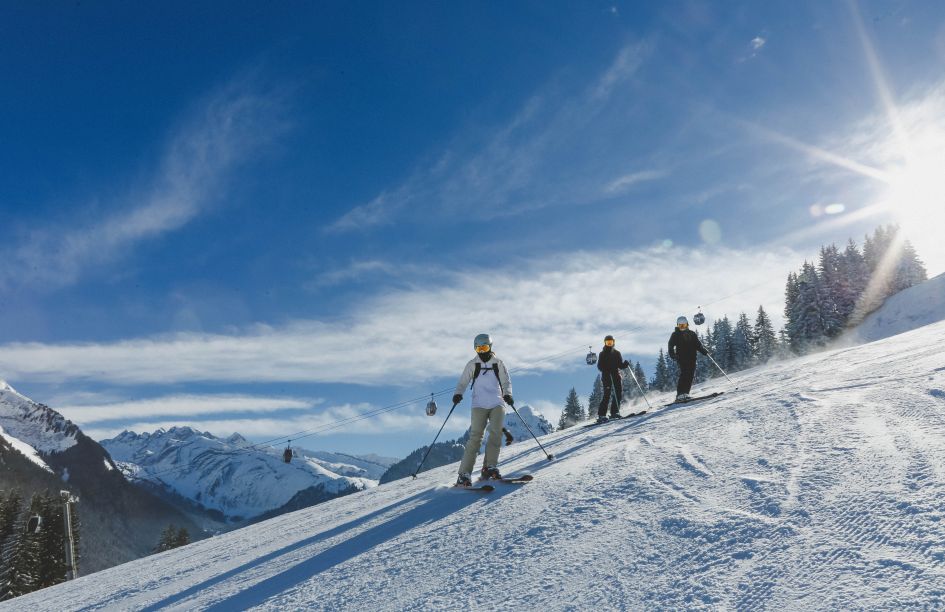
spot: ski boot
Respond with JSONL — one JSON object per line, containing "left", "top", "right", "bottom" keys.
{"left": 480, "top": 466, "right": 502, "bottom": 480}
{"left": 595, "top": 415, "right": 609, "bottom": 425}
{"left": 455, "top": 473, "right": 472, "bottom": 488}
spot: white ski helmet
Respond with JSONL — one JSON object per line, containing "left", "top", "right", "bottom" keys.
{"left": 474, "top": 333, "right": 493, "bottom": 353}
{"left": 676, "top": 316, "right": 689, "bottom": 327}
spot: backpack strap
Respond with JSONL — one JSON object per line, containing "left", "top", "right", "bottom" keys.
{"left": 470, "top": 362, "right": 482, "bottom": 390}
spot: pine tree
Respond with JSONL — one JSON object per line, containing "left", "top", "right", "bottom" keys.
{"left": 175, "top": 527, "right": 190, "bottom": 548}
{"left": 587, "top": 376, "right": 603, "bottom": 420}
{"left": 557, "top": 388, "right": 585, "bottom": 430}
{"left": 783, "top": 271, "right": 800, "bottom": 350}
{"left": 156, "top": 525, "right": 179, "bottom": 553}
{"left": 35, "top": 493, "right": 67, "bottom": 589}
{"left": 731, "top": 313, "right": 754, "bottom": 370}
{"left": 652, "top": 349, "right": 670, "bottom": 392}
{"left": 633, "top": 362, "right": 648, "bottom": 395}
{"left": 712, "top": 317, "right": 735, "bottom": 371}
{"left": 890, "top": 239, "right": 927, "bottom": 293}
{"left": 0, "top": 491, "right": 23, "bottom": 601}
{"left": 753, "top": 306, "right": 778, "bottom": 364}
{"left": 837, "top": 239, "right": 868, "bottom": 324}
{"left": 817, "top": 245, "right": 845, "bottom": 337}
{"left": 793, "top": 262, "right": 829, "bottom": 350}
{"left": 695, "top": 327, "right": 714, "bottom": 382}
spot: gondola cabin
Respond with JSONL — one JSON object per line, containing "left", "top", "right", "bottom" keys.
{"left": 586, "top": 347, "right": 598, "bottom": 365}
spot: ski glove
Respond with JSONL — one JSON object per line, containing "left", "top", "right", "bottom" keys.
{"left": 452, "top": 394, "right": 463, "bottom": 405}
{"left": 621, "top": 360, "right": 630, "bottom": 369}
{"left": 503, "top": 394, "right": 514, "bottom": 406}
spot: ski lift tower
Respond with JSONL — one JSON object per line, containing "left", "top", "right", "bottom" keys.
{"left": 60, "top": 490, "right": 79, "bottom": 580}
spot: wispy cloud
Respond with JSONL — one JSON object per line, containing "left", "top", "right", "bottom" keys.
{"left": 0, "top": 243, "right": 798, "bottom": 388}
{"left": 603, "top": 170, "right": 667, "bottom": 195}
{"left": 328, "top": 42, "right": 656, "bottom": 232}
{"left": 751, "top": 37, "right": 766, "bottom": 51}
{"left": 58, "top": 393, "right": 318, "bottom": 424}
{"left": 81, "top": 401, "right": 456, "bottom": 442}
{"left": 0, "top": 74, "right": 288, "bottom": 290}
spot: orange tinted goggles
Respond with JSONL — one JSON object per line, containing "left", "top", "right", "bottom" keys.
{"left": 677, "top": 323, "right": 688, "bottom": 329}
{"left": 604, "top": 339, "right": 615, "bottom": 347}
{"left": 475, "top": 344, "right": 491, "bottom": 353}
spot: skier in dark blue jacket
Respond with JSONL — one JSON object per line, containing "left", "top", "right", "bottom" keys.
{"left": 668, "top": 316, "right": 708, "bottom": 402}
{"left": 596, "top": 335, "right": 630, "bottom": 423}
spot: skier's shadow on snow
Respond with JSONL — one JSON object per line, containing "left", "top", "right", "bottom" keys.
{"left": 147, "top": 486, "right": 500, "bottom": 611}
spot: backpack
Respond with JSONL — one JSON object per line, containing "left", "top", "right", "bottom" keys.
{"left": 470, "top": 361, "right": 501, "bottom": 390}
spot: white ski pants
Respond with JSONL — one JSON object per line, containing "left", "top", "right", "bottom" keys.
{"left": 459, "top": 405, "right": 505, "bottom": 475}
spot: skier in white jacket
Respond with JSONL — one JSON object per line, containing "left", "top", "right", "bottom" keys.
{"left": 452, "top": 333, "right": 513, "bottom": 487}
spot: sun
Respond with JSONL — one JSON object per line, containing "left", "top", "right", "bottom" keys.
{"left": 880, "top": 132, "right": 945, "bottom": 271}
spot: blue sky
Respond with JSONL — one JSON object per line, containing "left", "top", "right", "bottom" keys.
{"left": 2, "top": 1, "right": 944, "bottom": 458}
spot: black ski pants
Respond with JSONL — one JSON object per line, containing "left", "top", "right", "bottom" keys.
{"left": 599, "top": 372, "right": 623, "bottom": 417}
{"left": 676, "top": 358, "right": 696, "bottom": 395}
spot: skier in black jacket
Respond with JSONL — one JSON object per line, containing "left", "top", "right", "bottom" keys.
{"left": 668, "top": 316, "right": 708, "bottom": 402}
{"left": 596, "top": 335, "right": 630, "bottom": 423}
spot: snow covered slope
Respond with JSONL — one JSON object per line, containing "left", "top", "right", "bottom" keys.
{"left": 9, "top": 321, "right": 945, "bottom": 610}
{"left": 102, "top": 428, "right": 377, "bottom": 522}
{"left": 850, "top": 271, "right": 945, "bottom": 343}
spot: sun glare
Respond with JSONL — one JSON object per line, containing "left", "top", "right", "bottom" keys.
{"left": 881, "top": 135, "right": 945, "bottom": 272}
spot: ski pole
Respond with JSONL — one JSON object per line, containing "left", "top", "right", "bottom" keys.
{"left": 412, "top": 401, "right": 459, "bottom": 478}
{"left": 508, "top": 403, "right": 555, "bottom": 460}
{"left": 705, "top": 352, "right": 738, "bottom": 390}
{"left": 625, "top": 366, "right": 653, "bottom": 411}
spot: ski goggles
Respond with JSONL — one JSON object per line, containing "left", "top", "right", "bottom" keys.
{"left": 677, "top": 323, "right": 688, "bottom": 329}
{"left": 475, "top": 344, "right": 492, "bottom": 353}
{"left": 604, "top": 339, "right": 615, "bottom": 347}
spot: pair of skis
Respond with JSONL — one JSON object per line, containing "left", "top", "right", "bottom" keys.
{"left": 663, "top": 391, "right": 724, "bottom": 407}
{"left": 582, "top": 391, "right": 725, "bottom": 428}
{"left": 456, "top": 474, "right": 533, "bottom": 492}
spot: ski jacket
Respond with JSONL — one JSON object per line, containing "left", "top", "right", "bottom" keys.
{"left": 596, "top": 346, "right": 627, "bottom": 374}
{"left": 668, "top": 329, "right": 708, "bottom": 363}
{"left": 454, "top": 355, "right": 512, "bottom": 409}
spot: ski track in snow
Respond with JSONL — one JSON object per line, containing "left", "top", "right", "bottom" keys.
{"left": 6, "top": 321, "right": 945, "bottom": 611}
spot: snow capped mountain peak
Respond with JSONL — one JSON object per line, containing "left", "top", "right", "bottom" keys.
{"left": 0, "top": 378, "right": 80, "bottom": 458}
{"left": 100, "top": 427, "right": 381, "bottom": 522}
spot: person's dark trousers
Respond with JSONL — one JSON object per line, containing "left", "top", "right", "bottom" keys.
{"left": 598, "top": 373, "right": 624, "bottom": 417}
{"left": 677, "top": 359, "right": 697, "bottom": 395}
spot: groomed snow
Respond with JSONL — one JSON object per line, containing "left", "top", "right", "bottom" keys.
{"left": 6, "top": 321, "right": 945, "bottom": 610}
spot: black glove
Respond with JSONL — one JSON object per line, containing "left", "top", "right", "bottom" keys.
{"left": 452, "top": 394, "right": 463, "bottom": 404}
{"left": 622, "top": 360, "right": 630, "bottom": 369}
{"left": 669, "top": 354, "right": 677, "bottom": 361}
{"left": 503, "top": 394, "right": 514, "bottom": 406}
{"left": 503, "top": 428, "right": 514, "bottom": 446}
